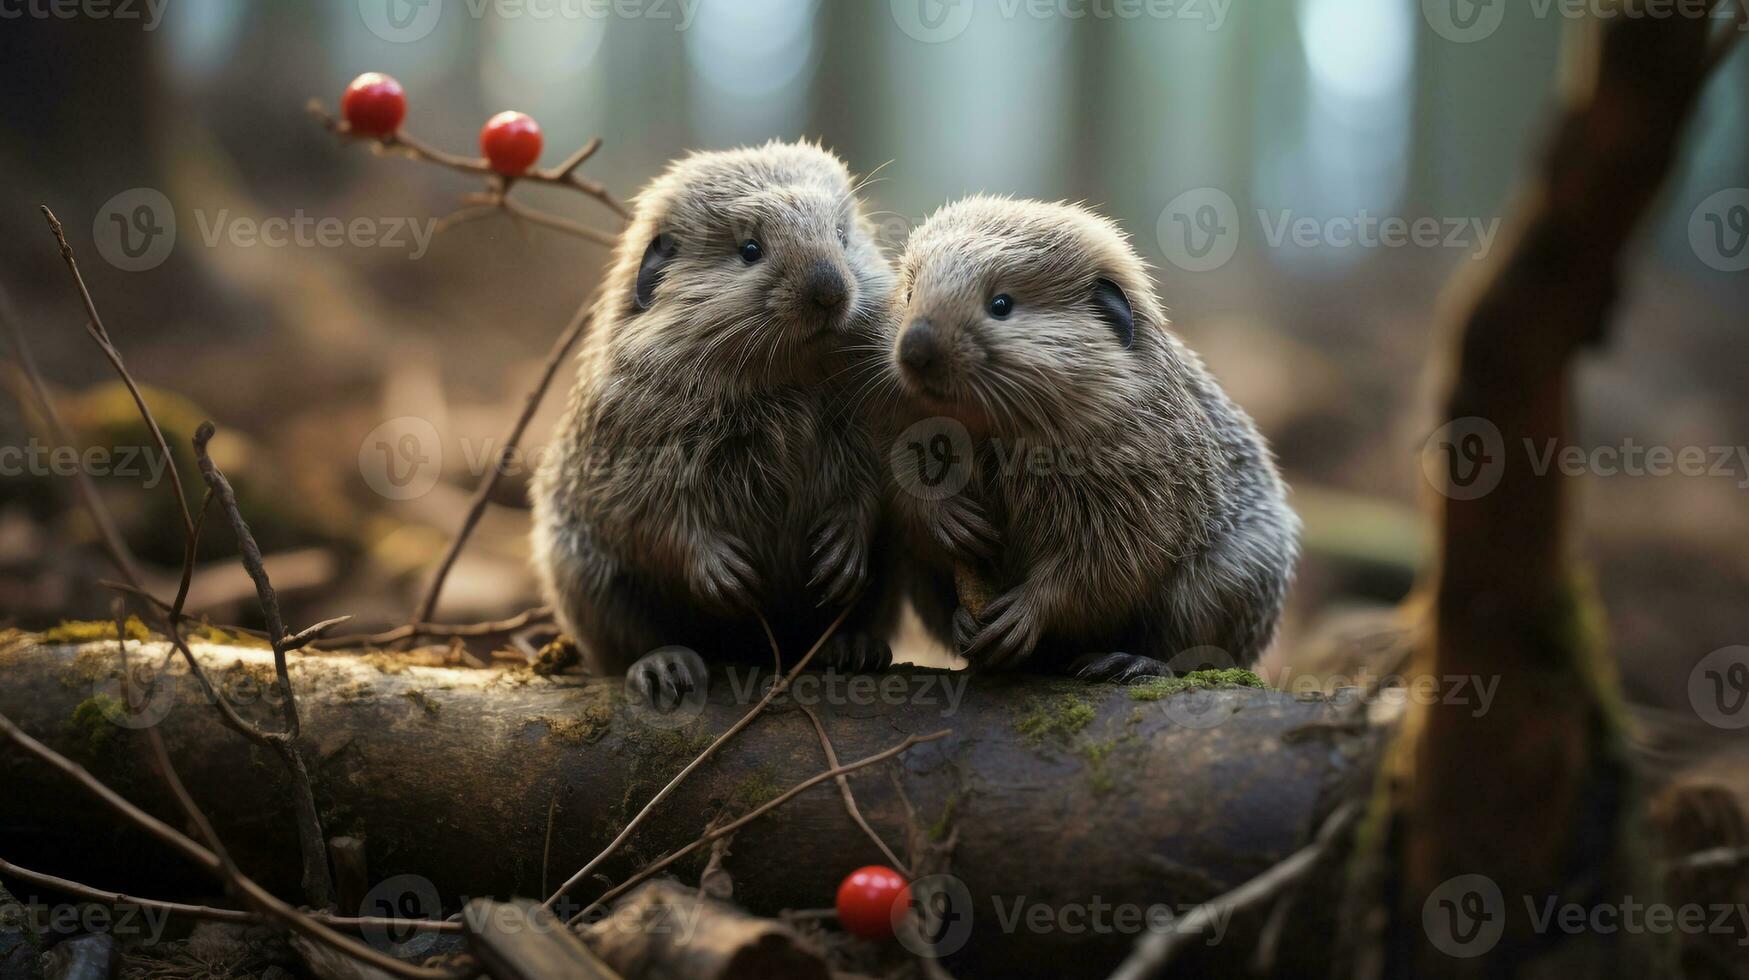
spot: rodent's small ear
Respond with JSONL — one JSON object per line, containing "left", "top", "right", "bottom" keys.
{"left": 635, "top": 233, "right": 677, "bottom": 311}
{"left": 1091, "top": 277, "right": 1134, "bottom": 350}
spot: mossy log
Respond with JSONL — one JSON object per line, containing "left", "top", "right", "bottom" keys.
{"left": 0, "top": 637, "right": 1381, "bottom": 976}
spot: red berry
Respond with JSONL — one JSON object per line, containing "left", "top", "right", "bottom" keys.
{"left": 341, "top": 72, "right": 406, "bottom": 138}
{"left": 480, "top": 111, "right": 543, "bottom": 176}
{"left": 835, "top": 865, "right": 911, "bottom": 940}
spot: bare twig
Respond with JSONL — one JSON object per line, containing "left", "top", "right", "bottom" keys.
{"left": 40, "top": 207, "right": 193, "bottom": 538}
{"left": 0, "top": 859, "right": 462, "bottom": 934}
{"left": 286, "top": 615, "right": 354, "bottom": 651}
{"left": 0, "top": 286, "right": 142, "bottom": 588}
{"left": 799, "top": 704, "right": 909, "bottom": 876}
{"left": 0, "top": 713, "right": 470, "bottom": 979}
{"left": 1107, "top": 803, "right": 1360, "bottom": 980}
{"left": 307, "top": 99, "right": 629, "bottom": 244}
{"left": 575, "top": 729, "right": 951, "bottom": 921}
{"left": 191, "top": 420, "right": 334, "bottom": 908}
{"left": 543, "top": 604, "right": 853, "bottom": 910}
{"left": 410, "top": 305, "right": 592, "bottom": 628}
{"left": 103, "top": 584, "right": 551, "bottom": 651}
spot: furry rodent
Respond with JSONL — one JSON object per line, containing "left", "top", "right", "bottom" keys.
{"left": 530, "top": 140, "right": 898, "bottom": 700}
{"left": 882, "top": 196, "right": 1298, "bottom": 679}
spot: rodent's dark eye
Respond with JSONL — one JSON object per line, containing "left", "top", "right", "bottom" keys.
{"left": 739, "top": 239, "right": 764, "bottom": 264}
{"left": 988, "top": 294, "right": 1014, "bottom": 319}
{"left": 836, "top": 225, "right": 849, "bottom": 247}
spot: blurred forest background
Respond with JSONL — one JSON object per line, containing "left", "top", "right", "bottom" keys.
{"left": 0, "top": 0, "right": 1745, "bottom": 765}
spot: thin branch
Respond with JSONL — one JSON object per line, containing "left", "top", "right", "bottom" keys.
{"left": 543, "top": 604, "right": 853, "bottom": 911}
{"left": 103, "top": 584, "right": 551, "bottom": 651}
{"left": 1106, "top": 803, "right": 1361, "bottom": 980}
{"left": 575, "top": 729, "right": 951, "bottom": 921}
{"left": 307, "top": 98, "right": 630, "bottom": 234}
{"left": 191, "top": 419, "right": 334, "bottom": 907}
{"left": 0, "top": 713, "right": 470, "bottom": 980}
{"left": 286, "top": 615, "right": 354, "bottom": 651}
{"left": 40, "top": 206, "right": 192, "bottom": 538}
{"left": 410, "top": 305, "right": 592, "bottom": 628}
{"left": 0, "top": 286, "right": 142, "bottom": 588}
{"left": 798, "top": 703, "right": 909, "bottom": 876}
{"left": 0, "top": 858, "right": 460, "bottom": 934}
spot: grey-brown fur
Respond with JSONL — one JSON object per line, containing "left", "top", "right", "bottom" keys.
{"left": 881, "top": 196, "right": 1298, "bottom": 678}
{"left": 531, "top": 141, "right": 897, "bottom": 697}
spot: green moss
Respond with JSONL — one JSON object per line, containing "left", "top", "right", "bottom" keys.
{"left": 928, "top": 793, "right": 960, "bottom": 841}
{"left": 68, "top": 695, "right": 124, "bottom": 753}
{"left": 359, "top": 652, "right": 410, "bottom": 675}
{"left": 729, "top": 766, "right": 783, "bottom": 813}
{"left": 1128, "top": 668, "right": 1264, "bottom": 701}
{"left": 1082, "top": 738, "right": 1121, "bottom": 794}
{"left": 0, "top": 878, "right": 41, "bottom": 952}
{"left": 1015, "top": 694, "right": 1097, "bottom": 746}
{"left": 42, "top": 617, "right": 151, "bottom": 645}
{"left": 188, "top": 622, "right": 271, "bottom": 649}
{"left": 529, "top": 713, "right": 605, "bottom": 746}
{"left": 526, "top": 687, "right": 615, "bottom": 745}
{"left": 402, "top": 690, "right": 442, "bottom": 719}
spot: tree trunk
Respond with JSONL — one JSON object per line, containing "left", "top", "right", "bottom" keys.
{"left": 0, "top": 637, "right": 1379, "bottom": 977}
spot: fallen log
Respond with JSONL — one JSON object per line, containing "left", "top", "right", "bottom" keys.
{"left": 0, "top": 636, "right": 1382, "bottom": 976}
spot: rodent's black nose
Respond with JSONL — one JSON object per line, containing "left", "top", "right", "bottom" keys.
{"left": 898, "top": 319, "right": 943, "bottom": 376}
{"left": 804, "top": 260, "right": 848, "bottom": 312}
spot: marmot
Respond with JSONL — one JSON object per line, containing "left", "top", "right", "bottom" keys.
{"left": 531, "top": 141, "right": 898, "bottom": 702}
{"left": 881, "top": 196, "right": 1298, "bottom": 679}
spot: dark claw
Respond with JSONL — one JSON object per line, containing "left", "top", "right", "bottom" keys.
{"left": 694, "top": 536, "right": 763, "bottom": 614}
{"left": 808, "top": 518, "right": 868, "bottom": 608}
{"left": 821, "top": 633, "right": 892, "bottom": 673}
{"left": 1070, "top": 652, "right": 1175, "bottom": 683}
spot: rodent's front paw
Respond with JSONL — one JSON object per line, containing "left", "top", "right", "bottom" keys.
{"left": 960, "top": 590, "right": 1041, "bottom": 669}
{"left": 626, "top": 646, "right": 709, "bottom": 711}
{"left": 929, "top": 493, "right": 999, "bottom": 562}
{"left": 820, "top": 632, "right": 893, "bottom": 673}
{"left": 951, "top": 604, "right": 981, "bottom": 653}
{"left": 688, "top": 534, "right": 764, "bottom": 615}
{"left": 807, "top": 516, "right": 869, "bottom": 608}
